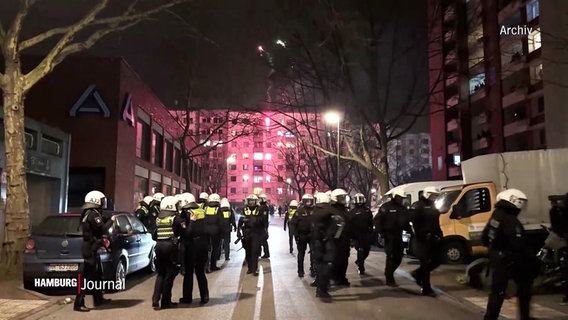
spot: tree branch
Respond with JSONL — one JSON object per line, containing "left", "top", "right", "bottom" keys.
{"left": 4, "top": 0, "right": 37, "bottom": 60}
{"left": 0, "top": 18, "right": 6, "bottom": 51}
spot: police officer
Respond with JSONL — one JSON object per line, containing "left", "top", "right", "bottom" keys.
{"left": 375, "top": 189, "right": 410, "bottom": 287}
{"left": 74, "top": 191, "right": 115, "bottom": 312}
{"left": 290, "top": 194, "right": 315, "bottom": 278}
{"left": 310, "top": 191, "right": 335, "bottom": 298}
{"left": 205, "top": 193, "right": 222, "bottom": 271}
{"left": 350, "top": 193, "right": 373, "bottom": 275}
{"left": 148, "top": 193, "right": 165, "bottom": 232}
{"left": 482, "top": 189, "right": 540, "bottom": 320}
{"left": 284, "top": 200, "right": 298, "bottom": 254}
{"left": 219, "top": 198, "right": 237, "bottom": 261}
{"left": 237, "top": 194, "right": 266, "bottom": 275}
{"left": 550, "top": 193, "right": 568, "bottom": 304}
{"left": 409, "top": 186, "right": 443, "bottom": 296}
{"left": 178, "top": 193, "right": 210, "bottom": 305}
{"left": 152, "top": 196, "right": 183, "bottom": 310}
{"left": 329, "top": 189, "right": 350, "bottom": 286}
{"left": 135, "top": 196, "right": 154, "bottom": 230}
{"left": 258, "top": 194, "right": 271, "bottom": 259}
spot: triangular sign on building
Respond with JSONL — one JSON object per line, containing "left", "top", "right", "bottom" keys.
{"left": 69, "top": 85, "right": 111, "bottom": 118}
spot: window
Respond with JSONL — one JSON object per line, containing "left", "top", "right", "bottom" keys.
{"left": 136, "top": 119, "right": 151, "bottom": 161}
{"left": 243, "top": 164, "right": 249, "bottom": 170}
{"left": 230, "top": 165, "right": 237, "bottom": 170}
{"left": 151, "top": 181, "right": 162, "bottom": 194}
{"left": 265, "top": 188, "right": 272, "bottom": 194}
{"left": 41, "top": 135, "right": 62, "bottom": 157}
{"left": 538, "top": 96, "right": 545, "bottom": 113}
{"left": 277, "top": 188, "right": 283, "bottom": 195}
{"left": 164, "top": 185, "right": 172, "bottom": 195}
{"left": 469, "top": 73, "right": 485, "bottom": 94}
{"left": 539, "top": 129, "right": 546, "bottom": 145}
{"left": 134, "top": 176, "right": 149, "bottom": 207}
{"left": 278, "top": 154, "right": 284, "bottom": 159}
{"left": 242, "top": 187, "right": 248, "bottom": 194}
{"left": 231, "top": 141, "right": 237, "bottom": 147}
{"left": 253, "top": 153, "right": 263, "bottom": 160}
{"left": 277, "top": 131, "right": 284, "bottom": 136}
{"left": 254, "top": 142, "right": 262, "bottom": 148}
{"left": 277, "top": 165, "right": 284, "bottom": 170}
{"left": 277, "top": 142, "right": 283, "bottom": 148}
{"left": 528, "top": 28, "right": 541, "bottom": 53}
{"left": 115, "top": 215, "right": 132, "bottom": 234}
{"left": 253, "top": 165, "right": 263, "bottom": 172}
{"left": 230, "top": 187, "right": 236, "bottom": 194}
{"left": 266, "top": 176, "right": 271, "bottom": 182}
{"left": 129, "top": 217, "right": 146, "bottom": 233}
{"left": 244, "top": 142, "right": 249, "bottom": 147}
{"left": 530, "top": 63, "right": 543, "bottom": 84}
{"left": 174, "top": 148, "right": 181, "bottom": 175}
{"left": 243, "top": 153, "right": 249, "bottom": 159}
{"left": 526, "top": 0, "right": 539, "bottom": 21}
{"left": 153, "top": 131, "right": 164, "bottom": 167}
{"left": 450, "top": 187, "right": 491, "bottom": 219}
{"left": 254, "top": 176, "right": 263, "bottom": 183}
{"left": 266, "top": 142, "right": 272, "bottom": 148}
{"left": 243, "top": 175, "right": 249, "bottom": 182}
{"left": 230, "top": 176, "right": 237, "bottom": 182}
{"left": 277, "top": 177, "right": 284, "bottom": 182}
{"left": 453, "top": 154, "right": 461, "bottom": 166}
{"left": 165, "top": 140, "right": 173, "bottom": 172}
{"left": 265, "top": 153, "right": 272, "bottom": 160}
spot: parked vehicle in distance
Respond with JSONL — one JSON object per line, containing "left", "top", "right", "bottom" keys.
{"left": 434, "top": 149, "right": 568, "bottom": 264}
{"left": 23, "top": 211, "right": 156, "bottom": 291}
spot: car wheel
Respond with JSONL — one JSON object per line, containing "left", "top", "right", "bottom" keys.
{"left": 146, "top": 246, "right": 156, "bottom": 273}
{"left": 442, "top": 241, "right": 467, "bottom": 264}
{"left": 114, "top": 258, "right": 126, "bottom": 290}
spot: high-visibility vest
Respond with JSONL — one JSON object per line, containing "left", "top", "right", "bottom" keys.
{"left": 156, "top": 216, "right": 175, "bottom": 240}
{"left": 221, "top": 209, "right": 231, "bottom": 219}
{"left": 205, "top": 206, "right": 219, "bottom": 216}
{"left": 137, "top": 206, "right": 149, "bottom": 215}
{"left": 244, "top": 207, "right": 258, "bottom": 216}
{"left": 288, "top": 208, "right": 297, "bottom": 220}
{"left": 194, "top": 203, "right": 205, "bottom": 220}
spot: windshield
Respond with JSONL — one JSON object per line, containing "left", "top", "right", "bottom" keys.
{"left": 434, "top": 190, "right": 461, "bottom": 213}
{"left": 33, "top": 216, "right": 82, "bottom": 236}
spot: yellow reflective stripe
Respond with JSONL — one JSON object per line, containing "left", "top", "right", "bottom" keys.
{"left": 223, "top": 210, "right": 230, "bottom": 219}
{"left": 156, "top": 216, "right": 175, "bottom": 240}
{"left": 288, "top": 209, "right": 296, "bottom": 220}
{"left": 205, "top": 206, "right": 218, "bottom": 216}
{"left": 244, "top": 208, "right": 258, "bottom": 216}
{"left": 82, "top": 212, "right": 90, "bottom": 223}
{"left": 193, "top": 208, "right": 205, "bottom": 220}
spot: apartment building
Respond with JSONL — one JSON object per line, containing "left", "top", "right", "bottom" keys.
{"left": 429, "top": 0, "right": 568, "bottom": 180}
{"left": 388, "top": 133, "right": 433, "bottom": 185}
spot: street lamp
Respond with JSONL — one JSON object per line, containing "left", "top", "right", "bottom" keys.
{"left": 324, "top": 111, "right": 341, "bottom": 188}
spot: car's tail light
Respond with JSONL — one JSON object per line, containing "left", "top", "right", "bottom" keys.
{"left": 25, "top": 239, "right": 35, "bottom": 252}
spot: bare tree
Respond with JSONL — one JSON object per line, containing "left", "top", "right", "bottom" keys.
{"left": 0, "top": 0, "right": 189, "bottom": 271}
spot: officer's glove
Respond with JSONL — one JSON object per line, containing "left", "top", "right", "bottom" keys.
{"left": 284, "top": 226, "right": 286, "bottom": 231}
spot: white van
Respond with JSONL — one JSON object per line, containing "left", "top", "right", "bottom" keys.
{"left": 380, "top": 180, "right": 465, "bottom": 208}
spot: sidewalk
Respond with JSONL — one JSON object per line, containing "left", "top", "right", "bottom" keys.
{"left": 0, "top": 280, "right": 55, "bottom": 320}
{"left": 398, "top": 257, "right": 568, "bottom": 320}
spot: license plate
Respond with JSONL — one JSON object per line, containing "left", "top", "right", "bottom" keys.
{"left": 48, "top": 264, "right": 79, "bottom": 272}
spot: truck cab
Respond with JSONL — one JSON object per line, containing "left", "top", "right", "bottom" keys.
{"left": 434, "top": 182, "right": 496, "bottom": 264}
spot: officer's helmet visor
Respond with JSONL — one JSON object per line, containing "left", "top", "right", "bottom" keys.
{"left": 335, "top": 194, "right": 347, "bottom": 204}
{"left": 354, "top": 195, "right": 365, "bottom": 204}
{"left": 303, "top": 199, "right": 314, "bottom": 207}
{"left": 513, "top": 197, "right": 528, "bottom": 209}
{"left": 100, "top": 197, "right": 108, "bottom": 210}
{"left": 247, "top": 199, "right": 257, "bottom": 207}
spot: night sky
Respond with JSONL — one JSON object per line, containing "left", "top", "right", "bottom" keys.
{"left": 0, "top": 0, "right": 429, "bottom": 132}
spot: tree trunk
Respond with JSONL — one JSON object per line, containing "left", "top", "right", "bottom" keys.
{"left": 0, "top": 66, "right": 30, "bottom": 272}
{"left": 183, "top": 158, "right": 192, "bottom": 193}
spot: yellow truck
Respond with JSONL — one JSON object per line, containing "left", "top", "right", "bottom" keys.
{"left": 433, "top": 148, "right": 568, "bottom": 264}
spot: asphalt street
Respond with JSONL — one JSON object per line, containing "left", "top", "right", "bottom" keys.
{"left": 28, "top": 215, "right": 489, "bottom": 320}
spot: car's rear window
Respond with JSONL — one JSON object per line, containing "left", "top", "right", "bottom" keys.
{"left": 34, "top": 216, "right": 82, "bottom": 236}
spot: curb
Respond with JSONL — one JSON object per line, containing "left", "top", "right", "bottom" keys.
{"left": 16, "top": 284, "right": 52, "bottom": 300}
{"left": 11, "top": 285, "right": 66, "bottom": 320}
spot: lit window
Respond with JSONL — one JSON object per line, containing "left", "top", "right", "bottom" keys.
{"left": 277, "top": 188, "right": 283, "bottom": 195}
{"left": 243, "top": 153, "right": 249, "bottom": 159}
{"left": 266, "top": 176, "right": 271, "bottom": 182}
{"left": 254, "top": 187, "right": 263, "bottom": 195}
{"left": 453, "top": 154, "right": 461, "bottom": 166}
{"left": 243, "top": 175, "right": 249, "bottom": 182}
{"left": 254, "top": 176, "right": 263, "bottom": 183}
{"left": 526, "top": 0, "right": 539, "bottom": 22}
{"left": 528, "top": 28, "right": 541, "bottom": 53}
{"left": 230, "top": 153, "right": 236, "bottom": 159}
{"left": 286, "top": 142, "right": 294, "bottom": 148}
{"left": 285, "top": 132, "right": 293, "bottom": 138}
{"left": 277, "top": 142, "right": 283, "bottom": 148}
{"left": 265, "top": 118, "right": 270, "bottom": 126}
{"left": 231, "top": 130, "right": 236, "bottom": 136}
{"left": 265, "top": 153, "right": 272, "bottom": 160}
{"left": 277, "top": 131, "right": 283, "bottom": 136}
{"left": 530, "top": 63, "right": 543, "bottom": 84}
{"left": 253, "top": 152, "right": 264, "bottom": 160}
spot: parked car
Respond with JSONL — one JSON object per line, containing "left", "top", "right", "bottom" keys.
{"left": 23, "top": 211, "right": 156, "bottom": 290}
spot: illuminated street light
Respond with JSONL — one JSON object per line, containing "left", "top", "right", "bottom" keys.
{"left": 286, "top": 178, "right": 292, "bottom": 184}
{"left": 324, "top": 111, "right": 342, "bottom": 188}
{"left": 257, "top": 45, "right": 264, "bottom": 52}
{"left": 276, "top": 39, "right": 286, "bottom": 47}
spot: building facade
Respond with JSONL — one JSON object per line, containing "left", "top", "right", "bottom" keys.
{"left": 0, "top": 113, "right": 70, "bottom": 229}
{"left": 24, "top": 56, "right": 204, "bottom": 211}
{"left": 388, "top": 133, "right": 433, "bottom": 186}
{"left": 429, "top": 0, "right": 567, "bottom": 180}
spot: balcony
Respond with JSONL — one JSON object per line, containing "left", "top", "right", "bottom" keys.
{"left": 445, "top": 76, "right": 458, "bottom": 87}
{"left": 501, "top": 55, "right": 527, "bottom": 79}
{"left": 473, "top": 137, "right": 489, "bottom": 150}
{"left": 503, "top": 118, "right": 529, "bottom": 137}
{"left": 448, "top": 166, "right": 462, "bottom": 177}
{"left": 448, "top": 142, "right": 460, "bottom": 154}
{"left": 502, "top": 86, "right": 528, "bottom": 108}
{"left": 447, "top": 119, "right": 459, "bottom": 132}
{"left": 470, "top": 87, "right": 486, "bottom": 102}
{"left": 444, "top": 30, "right": 455, "bottom": 43}
{"left": 498, "top": 0, "right": 523, "bottom": 24}
{"left": 474, "top": 113, "right": 488, "bottom": 125}
{"left": 444, "top": 7, "right": 456, "bottom": 23}
{"left": 446, "top": 95, "right": 459, "bottom": 108}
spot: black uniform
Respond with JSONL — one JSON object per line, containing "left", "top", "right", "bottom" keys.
{"left": 237, "top": 205, "right": 266, "bottom": 275}
{"left": 375, "top": 199, "right": 410, "bottom": 285}
{"left": 290, "top": 205, "right": 314, "bottom": 277}
{"left": 135, "top": 202, "right": 153, "bottom": 232}
{"left": 147, "top": 201, "right": 160, "bottom": 232}
{"left": 349, "top": 204, "right": 373, "bottom": 274}
{"left": 409, "top": 197, "right": 443, "bottom": 295}
{"left": 219, "top": 207, "right": 237, "bottom": 261}
{"left": 74, "top": 208, "right": 114, "bottom": 311}
{"left": 482, "top": 200, "right": 541, "bottom": 320}
{"left": 204, "top": 204, "right": 222, "bottom": 271}
{"left": 179, "top": 205, "right": 209, "bottom": 304}
{"left": 550, "top": 194, "right": 568, "bottom": 302}
{"left": 310, "top": 202, "right": 336, "bottom": 297}
{"left": 330, "top": 203, "right": 350, "bottom": 285}
{"left": 259, "top": 201, "right": 271, "bottom": 258}
{"left": 284, "top": 206, "right": 297, "bottom": 253}
{"left": 152, "top": 210, "right": 183, "bottom": 309}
